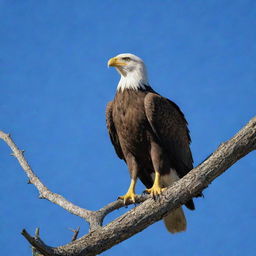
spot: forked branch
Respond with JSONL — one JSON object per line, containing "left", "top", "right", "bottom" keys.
{"left": 0, "top": 131, "right": 149, "bottom": 231}
{"left": 1, "top": 116, "right": 256, "bottom": 256}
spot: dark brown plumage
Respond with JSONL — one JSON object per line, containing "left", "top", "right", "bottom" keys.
{"left": 106, "top": 53, "right": 195, "bottom": 233}
{"left": 106, "top": 86, "right": 194, "bottom": 210}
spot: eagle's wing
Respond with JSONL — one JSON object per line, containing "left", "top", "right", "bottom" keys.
{"left": 106, "top": 101, "right": 124, "bottom": 160}
{"left": 144, "top": 93, "right": 193, "bottom": 177}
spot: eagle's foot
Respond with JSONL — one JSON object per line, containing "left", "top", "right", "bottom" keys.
{"left": 145, "top": 185, "right": 166, "bottom": 198}
{"left": 118, "top": 191, "right": 138, "bottom": 205}
{"left": 145, "top": 172, "right": 166, "bottom": 198}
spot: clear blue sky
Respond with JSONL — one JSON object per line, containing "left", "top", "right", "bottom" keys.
{"left": 1, "top": 1, "right": 256, "bottom": 255}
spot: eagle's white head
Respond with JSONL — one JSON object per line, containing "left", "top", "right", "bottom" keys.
{"left": 108, "top": 53, "right": 149, "bottom": 91}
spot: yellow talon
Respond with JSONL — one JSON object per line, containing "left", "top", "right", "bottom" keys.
{"left": 146, "top": 172, "right": 166, "bottom": 197}
{"left": 118, "top": 191, "right": 138, "bottom": 205}
{"left": 118, "top": 178, "right": 138, "bottom": 205}
{"left": 145, "top": 186, "right": 166, "bottom": 197}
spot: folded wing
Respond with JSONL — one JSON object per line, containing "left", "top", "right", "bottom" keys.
{"left": 144, "top": 93, "right": 193, "bottom": 178}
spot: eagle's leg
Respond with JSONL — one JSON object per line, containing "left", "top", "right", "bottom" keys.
{"left": 146, "top": 141, "right": 166, "bottom": 198}
{"left": 118, "top": 178, "right": 138, "bottom": 205}
{"left": 145, "top": 172, "right": 166, "bottom": 197}
{"left": 118, "top": 154, "right": 139, "bottom": 205}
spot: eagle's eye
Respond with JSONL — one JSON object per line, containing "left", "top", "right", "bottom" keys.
{"left": 122, "top": 57, "right": 131, "bottom": 61}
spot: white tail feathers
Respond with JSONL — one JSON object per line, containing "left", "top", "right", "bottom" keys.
{"left": 160, "top": 170, "right": 187, "bottom": 233}
{"left": 163, "top": 207, "right": 187, "bottom": 233}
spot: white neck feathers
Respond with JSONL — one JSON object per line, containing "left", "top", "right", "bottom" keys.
{"left": 116, "top": 64, "right": 149, "bottom": 92}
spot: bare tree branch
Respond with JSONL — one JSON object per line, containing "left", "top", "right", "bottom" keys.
{"left": 1, "top": 116, "right": 256, "bottom": 256}
{"left": 21, "top": 229, "right": 54, "bottom": 256}
{"left": 31, "top": 228, "right": 41, "bottom": 256}
{"left": 0, "top": 131, "right": 98, "bottom": 222}
{"left": 0, "top": 130, "right": 144, "bottom": 231}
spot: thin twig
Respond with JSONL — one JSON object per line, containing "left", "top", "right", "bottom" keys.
{"left": 71, "top": 227, "right": 80, "bottom": 242}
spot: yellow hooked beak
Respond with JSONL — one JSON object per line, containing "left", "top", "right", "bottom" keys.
{"left": 108, "top": 57, "right": 127, "bottom": 67}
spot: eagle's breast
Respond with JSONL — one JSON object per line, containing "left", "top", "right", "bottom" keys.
{"left": 112, "top": 89, "right": 151, "bottom": 156}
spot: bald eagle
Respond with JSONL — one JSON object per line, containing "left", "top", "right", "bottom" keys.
{"left": 106, "top": 53, "right": 195, "bottom": 233}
